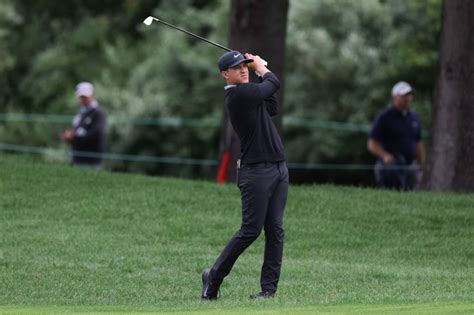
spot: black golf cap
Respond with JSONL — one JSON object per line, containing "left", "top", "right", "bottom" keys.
{"left": 218, "top": 51, "right": 253, "bottom": 71}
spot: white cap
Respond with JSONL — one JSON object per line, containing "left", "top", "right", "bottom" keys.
{"left": 391, "top": 81, "right": 413, "bottom": 97}
{"left": 75, "top": 82, "right": 94, "bottom": 97}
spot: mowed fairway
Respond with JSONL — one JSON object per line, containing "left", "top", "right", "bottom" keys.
{"left": 0, "top": 155, "right": 473, "bottom": 314}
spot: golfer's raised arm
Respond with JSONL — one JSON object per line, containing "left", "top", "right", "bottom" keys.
{"left": 245, "top": 53, "right": 280, "bottom": 99}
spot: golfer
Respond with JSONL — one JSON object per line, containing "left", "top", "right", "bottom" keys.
{"left": 201, "top": 51, "right": 289, "bottom": 300}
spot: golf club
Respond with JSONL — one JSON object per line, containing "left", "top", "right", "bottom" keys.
{"left": 143, "top": 16, "right": 231, "bottom": 52}
{"left": 143, "top": 16, "right": 268, "bottom": 67}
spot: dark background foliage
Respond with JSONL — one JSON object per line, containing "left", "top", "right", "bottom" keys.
{"left": 0, "top": 0, "right": 441, "bottom": 185}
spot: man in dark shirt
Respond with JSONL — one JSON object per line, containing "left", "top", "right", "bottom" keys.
{"left": 61, "top": 82, "right": 107, "bottom": 169}
{"left": 201, "top": 51, "right": 288, "bottom": 300}
{"left": 368, "top": 81, "right": 425, "bottom": 190}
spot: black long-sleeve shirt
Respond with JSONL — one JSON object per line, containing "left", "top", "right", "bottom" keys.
{"left": 225, "top": 72, "right": 285, "bottom": 164}
{"left": 72, "top": 104, "right": 106, "bottom": 165}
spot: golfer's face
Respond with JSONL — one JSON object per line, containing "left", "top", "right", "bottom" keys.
{"left": 225, "top": 63, "right": 249, "bottom": 84}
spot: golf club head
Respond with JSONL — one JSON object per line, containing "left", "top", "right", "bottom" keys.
{"left": 143, "top": 16, "right": 155, "bottom": 26}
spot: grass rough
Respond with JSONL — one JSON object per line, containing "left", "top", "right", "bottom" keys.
{"left": 0, "top": 155, "right": 473, "bottom": 314}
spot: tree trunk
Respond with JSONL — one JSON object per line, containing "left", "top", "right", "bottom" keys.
{"left": 421, "top": 0, "right": 474, "bottom": 192}
{"left": 217, "top": 0, "right": 289, "bottom": 182}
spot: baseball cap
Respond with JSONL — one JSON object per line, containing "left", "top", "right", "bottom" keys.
{"left": 218, "top": 51, "right": 253, "bottom": 71}
{"left": 75, "top": 82, "right": 94, "bottom": 97}
{"left": 391, "top": 81, "right": 413, "bottom": 96}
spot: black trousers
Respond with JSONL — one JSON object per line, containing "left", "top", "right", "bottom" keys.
{"left": 211, "top": 161, "right": 289, "bottom": 292}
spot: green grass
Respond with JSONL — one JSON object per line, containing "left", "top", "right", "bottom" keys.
{"left": 0, "top": 155, "right": 473, "bottom": 314}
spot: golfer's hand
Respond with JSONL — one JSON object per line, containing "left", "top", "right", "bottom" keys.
{"left": 245, "top": 53, "right": 269, "bottom": 76}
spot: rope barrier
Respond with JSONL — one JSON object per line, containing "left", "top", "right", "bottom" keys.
{"left": 287, "top": 162, "right": 374, "bottom": 171}
{"left": 0, "top": 143, "right": 420, "bottom": 171}
{"left": 0, "top": 113, "right": 222, "bottom": 128}
{"left": 0, "top": 113, "right": 425, "bottom": 171}
{"left": 287, "top": 162, "right": 419, "bottom": 171}
{"left": 0, "top": 113, "right": 371, "bottom": 132}
{"left": 0, "top": 143, "right": 219, "bottom": 166}
{"left": 284, "top": 116, "right": 370, "bottom": 132}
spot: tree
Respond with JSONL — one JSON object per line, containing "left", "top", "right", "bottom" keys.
{"left": 421, "top": 0, "right": 474, "bottom": 192}
{"left": 217, "top": 0, "right": 289, "bottom": 182}
{"left": 1, "top": 0, "right": 447, "bottom": 185}
{"left": 284, "top": 0, "right": 441, "bottom": 169}
{"left": 0, "top": 1, "right": 19, "bottom": 106}
{"left": 0, "top": 0, "right": 228, "bottom": 178}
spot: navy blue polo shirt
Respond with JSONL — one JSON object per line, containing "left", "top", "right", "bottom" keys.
{"left": 369, "top": 106, "right": 421, "bottom": 164}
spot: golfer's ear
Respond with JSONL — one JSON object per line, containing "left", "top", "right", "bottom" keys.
{"left": 221, "top": 70, "right": 228, "bottom": 80}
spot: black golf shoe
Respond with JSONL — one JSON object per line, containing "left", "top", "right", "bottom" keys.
{"left": 201, "top": 268, "right": 220, "bottom": 300}
{"left": 249, "top": 290, "right": 275, "bottom": 299}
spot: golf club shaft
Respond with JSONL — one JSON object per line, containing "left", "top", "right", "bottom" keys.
{"left": 152, "top": 17, "right": 231, "bottom": 52}
{"left": 144, "top": 16, "right": 267, "bottom": 67}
